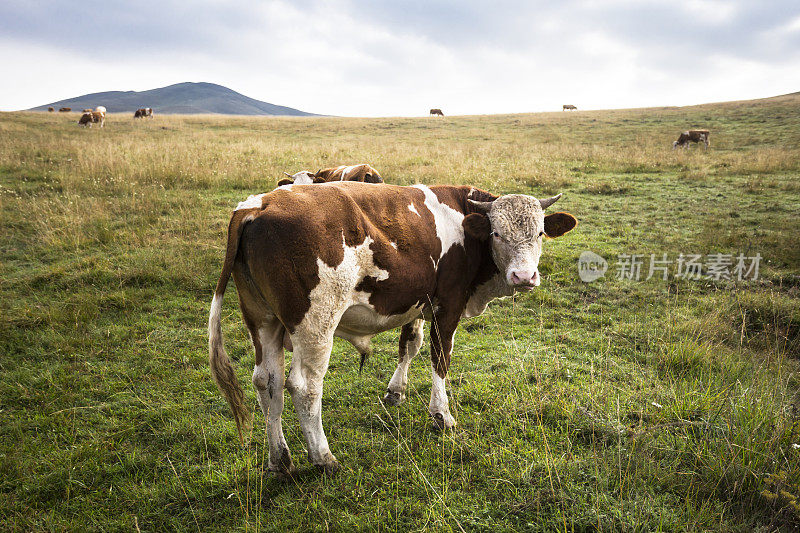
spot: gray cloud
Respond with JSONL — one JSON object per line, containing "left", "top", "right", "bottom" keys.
{"left": 1, "top": 1, "right": 799, "bottom": 114}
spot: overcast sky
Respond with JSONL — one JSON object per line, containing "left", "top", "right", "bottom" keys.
{"left": 2, "top": 0, "right": 799, "bottom": 116}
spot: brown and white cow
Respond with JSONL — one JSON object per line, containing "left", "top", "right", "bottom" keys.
{"left": 563, "top": 104, "right": 577, "bottom": 111}
{"left": 58, "top": 107, "right": 71, "bottom": 112}
{"left": 208, "top": 182, "right": 577, "bottom": 475}
{"left": 134, "top": 108, "right": 153, "bottom": 118}
{"left": 78, "top": 111, "right": 105, "bottom": 128}
{"left": 277, "top": 164, "right": 384, "bottom": 187}
{"left": 673, "top": 130, "right": 710, "bottom": 149}
{"left": 430, "top": 108, "right": 444, "bottom": 116}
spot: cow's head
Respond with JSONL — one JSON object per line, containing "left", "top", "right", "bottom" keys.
{"left": 465, "top": 193, "right": 577, "bottom": 290}
{"left": 364, "top": 170, "right": 384, "bottom": 184}
{"left": 278, "top": 170, "right": 318, "bottom": 187}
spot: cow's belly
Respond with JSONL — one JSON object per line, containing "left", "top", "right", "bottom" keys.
{"left": 335, "top": 303, "right": 423, "bottom": 337}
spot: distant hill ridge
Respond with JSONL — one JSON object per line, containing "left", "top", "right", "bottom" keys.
{"left": 29, "top": 82, "right": 318, "bottom": 116}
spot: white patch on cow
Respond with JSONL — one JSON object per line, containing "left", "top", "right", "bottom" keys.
{"left": 408, "top": 203, "right": 420, "bottom": 216}
{"left": 463, "top": 273, "right": 514, "bottom": 318}
{"left": 295, "top": 234, "right": 389, "bottom": 345}
{"left": 235, "top": 193, "right": 266, "bottom": 211}
{"left": 340, "top": 165, "right": 358, "bottom": 180}
{"left": 412, "top": 185, "right": 465, "bottom": 265}
{"left": 292, "top": 171, "right": 315, "bottom": 185}
{"left": 389, "top": 241, "right": 398, "bottom": 250}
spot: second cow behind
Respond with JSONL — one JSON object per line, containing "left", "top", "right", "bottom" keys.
{"left": 278, "top": 164, "right": 383, "bottom": 187}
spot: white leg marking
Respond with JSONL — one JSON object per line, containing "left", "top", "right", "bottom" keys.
{"left": 429, "top": 363, "right": 456, "bottom": 429}
{"left": 251, "top": 322, "right": 293, "bottom": 473}
{"left": 386, "top": 319, "right": 424, "bottom": 402}
{"left": 286, "top": 334, "right": 337, "bottom": 471}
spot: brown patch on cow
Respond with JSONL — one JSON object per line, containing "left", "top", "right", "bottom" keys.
{"left": 544, "top": 212, "right": 578, "bottom": 238}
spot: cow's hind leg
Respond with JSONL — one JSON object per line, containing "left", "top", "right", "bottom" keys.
{"left": 286, "top": 331, "right": 338, "bottom": 474}
{"left": 383, "top": 318, "right": 424, "bottom": 406}
{"left": 250, "top": 318, "right": 294, "bottom": 476}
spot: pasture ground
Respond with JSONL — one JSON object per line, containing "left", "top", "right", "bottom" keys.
{"left": 1, "top": 95, "right": 800, "bottom": 531}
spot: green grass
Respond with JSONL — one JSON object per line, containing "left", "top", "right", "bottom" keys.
{"left": 1, "top": 95, "right": 800, "bottom": 531}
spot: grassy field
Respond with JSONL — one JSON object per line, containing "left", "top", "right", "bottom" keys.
{"left": 1, "top": 95, "right": 800, "bottom": 531}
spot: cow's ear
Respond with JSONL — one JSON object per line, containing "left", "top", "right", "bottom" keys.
{"left": 313, "top": 176, "right": 327, "bottom": 184}
{"left": 544, "top": 212, "right": 577, "bottom": 238}
{"left": 277, "top": 178, "right": 293, "bottom": 186}
{"left": 463, "top": 213, "right": 491, "bottom": 241}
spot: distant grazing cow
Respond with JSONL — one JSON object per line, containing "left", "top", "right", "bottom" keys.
{"left": 78, "top": 111, "right": 105, "bottom": 128}
{"left": 48, "top": 107, "right": 54, "bottom": 112}
{"left": 563, "top": 104, "right": 577, "bottom": 111}
{"left": 134, "top": 108, "right": 153, "bottom": 118}
{"left": 208, "top": 182, "right": 577, "bottom": 475}
{"left": 58, "top": 107, "right": 71, "bottom": 112}
{"left": 83, "top": 109, "right": 92, "bottom": 113}
{"left": 277, "top": 164, "right": 384, "bottom": 187}
{"left": 673, "top": 130, "right": 710, "bottom": 150}
{"left": 430, "top": 108, "right": 444, "bottom": 116}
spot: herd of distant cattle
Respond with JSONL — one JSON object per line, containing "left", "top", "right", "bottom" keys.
{"left": 48, "top": 105, "right": 712, "bottom": 149}
{"left": 48, "top": 105, "right": 154, "bottom": 127}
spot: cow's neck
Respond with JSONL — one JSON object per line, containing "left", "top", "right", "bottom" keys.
{"left": 430, "top": 185, "right": 512, "bottom": 318}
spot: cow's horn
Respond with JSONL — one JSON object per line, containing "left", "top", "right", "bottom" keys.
{"left": 467, "top": 199, "right": 494, "bottom": 213}
{"left": 283, "top": 172, "right": 292, "bottom": 177}
{"left": 539, "top": 193, "right": 562, "bottom": 209}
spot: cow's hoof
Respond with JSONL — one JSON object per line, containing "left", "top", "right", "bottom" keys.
{"left": 383, "top": 390, "right": 405, "bottom": 406}
{"left": 269, "top": 462, "right": 296, "bottom": 480}
{"left": 269, "top": 447, "right": 295, "bottom": 479}
{"left": 316, "top": 457, "right": 340, "bottom": 476}
{"left": 431, "top": 411, "right": 457, "bottom": 430}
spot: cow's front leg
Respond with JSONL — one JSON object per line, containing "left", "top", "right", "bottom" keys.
{"left": 429, "top": 313, "right": 460, "bottom": 429}
{"left": 285, "top": 333, "right": 339, "bottom": 474}
{"left": 384, "top": 318, "right": 424, "bottom": 406}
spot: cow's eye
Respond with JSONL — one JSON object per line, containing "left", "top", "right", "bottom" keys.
{"left": 492, "top": 231, "right": 501, "bottom": 239}
{"left": 539, "top": 231, "right": 544, "bottom": 237}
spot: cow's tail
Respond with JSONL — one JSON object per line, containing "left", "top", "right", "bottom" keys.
{"left": 208, "top": 209, "right": 253, "bottom": 445}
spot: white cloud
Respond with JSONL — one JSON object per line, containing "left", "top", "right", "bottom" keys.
{"left": 1, "top": 1, "right": 799, "bottom": 115}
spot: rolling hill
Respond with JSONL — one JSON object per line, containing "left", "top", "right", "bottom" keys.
{"left": 28, "top": 82, "right": 319, "bottom": 116}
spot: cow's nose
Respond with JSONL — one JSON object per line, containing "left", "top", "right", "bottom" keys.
{"left": 510, "top": 270, "right": 539, "bottom": 286}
